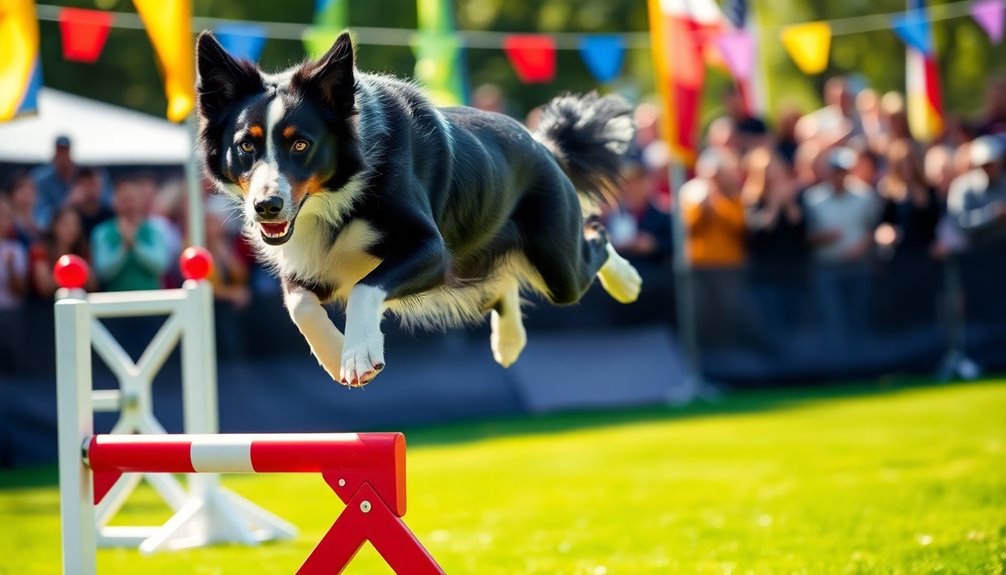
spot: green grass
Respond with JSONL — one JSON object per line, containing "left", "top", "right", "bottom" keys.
{"left": 1, "top": 379, "right": 1005, "bottom": 574}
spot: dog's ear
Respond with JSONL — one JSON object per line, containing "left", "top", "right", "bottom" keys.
{"left": 195, "top": 31, "right": 264, "bottom": 119}
{"left": 297, "top": 32, "right": 355, "bottom": 111}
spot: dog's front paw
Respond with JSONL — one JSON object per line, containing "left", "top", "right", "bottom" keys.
{"left": 339, "top": 333, "right": 385, "bottom": 387}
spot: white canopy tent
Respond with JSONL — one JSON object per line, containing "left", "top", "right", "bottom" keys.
{"left": 0, "top": 88, "right": 190, "bottom": 165}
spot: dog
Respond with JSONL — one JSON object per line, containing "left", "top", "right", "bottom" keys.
{"left": 195, "top": 31, "right": 642, "bottom": 387}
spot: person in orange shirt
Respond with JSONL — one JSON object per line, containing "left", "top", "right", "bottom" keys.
{"left": 681, "top": 149, "right": 746, "bottom": 268}
{"left": 680, "top": 149, "right": 750, "bottom": 348}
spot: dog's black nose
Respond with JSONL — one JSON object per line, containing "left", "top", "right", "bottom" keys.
{"left": 254, "top": 196, "right": 284, "bottom": 219}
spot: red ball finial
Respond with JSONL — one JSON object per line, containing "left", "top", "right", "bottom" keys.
{"left": 179, "top": 246, "right": 213, "bottom": 281}
{"left": 53, "top": 254, "right": 90, "bottom": 290}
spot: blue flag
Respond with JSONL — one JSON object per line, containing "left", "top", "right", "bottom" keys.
{"left": 891, "top": 9, "right": 933, "bottom": 55}
{"left": 579, "top": 35, "right": 625, "bottom": 84}
{"left": 215, "top": 23, "right": 268, "bottom": 63}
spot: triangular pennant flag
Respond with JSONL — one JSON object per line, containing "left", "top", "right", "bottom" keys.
{"left": 302, "top": 26, "right": 345, "bottom": 59}
{"left": 578, "top": 35, "right": 625, "bottom": 84}
{"left": 132, "top": 0, "right": 194, "bottom": 122}
{"left": 780, "top": 22, "right": 831, "bottom": 75}
{"left": 58, "top": 8, "right": 113, "bottom": 64}
{"left": 0, "top": 0, "right": 41, "bottom": 120}
{"left": 715, "top": 30, "right": 755, "bottom": 81}
{"left": 215, "top": 23, "right": 267, "bottom": 63}
{"left": 503, "top": 35, "right": 556, "bottom": 84}
{"left": 971, "top": 0, "right": 1005, "bottom": 44}
{"left": 891, "top": 10, "right": 934, "bottom": 55}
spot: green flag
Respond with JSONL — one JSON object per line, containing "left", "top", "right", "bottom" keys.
{"left": 412, "top": 0, "right": 465, "bottom": 106}
{"left": 303, "top": 0, "right": 347, "bottom": 59}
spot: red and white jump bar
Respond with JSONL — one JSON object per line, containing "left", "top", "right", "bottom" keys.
{"left": 83, "top": 433, "right": 443, "bottom": 575}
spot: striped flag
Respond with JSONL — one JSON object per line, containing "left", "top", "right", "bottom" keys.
{"left": 722, "top": 0, "right": 766, "bottom": 115}
{"left": 905, "top": 0, "right": 943, "bottom": 141}
{"left": 646, "top": 0, "right": 726, "bottom": 167}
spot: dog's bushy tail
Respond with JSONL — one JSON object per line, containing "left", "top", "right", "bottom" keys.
{"left": 533, "top": 92, "right": 634, "bottom": 206}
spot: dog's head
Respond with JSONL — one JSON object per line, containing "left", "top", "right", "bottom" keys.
{"left": 195, "top": 31, "right": 363, "bottom": 246}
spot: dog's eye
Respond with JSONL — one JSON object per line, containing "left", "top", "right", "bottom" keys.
{"left": 292, "top": 140, "right": 310, "bottom": 153}
{"left": 238, "top": 141, "right": 255, "bottom": 154}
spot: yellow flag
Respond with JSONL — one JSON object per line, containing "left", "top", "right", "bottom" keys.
{"left": 0, "top": 0, "right": 40, "bottom": 120}
{"left": 781, "top": 22, "right": 831, "bottom": 75}
{"left": 133, "top": 0, "right": 193, "bottom": 122}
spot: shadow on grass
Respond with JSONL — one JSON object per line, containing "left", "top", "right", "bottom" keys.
{"left": 1, "top": 376, "right": 999, "bottom": 491}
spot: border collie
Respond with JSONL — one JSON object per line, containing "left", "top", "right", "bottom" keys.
{"left": 195, "top": 31, "right": 642, "bottom": 386}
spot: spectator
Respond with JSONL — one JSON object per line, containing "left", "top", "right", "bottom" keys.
{"left": 947, "top": 135, "right": 1006, "bottom": 242}
{"left": 975, "top": 76, "right": 1006, "bottom": 136}
{"left": 925, "top": 145, "right": 968, "bottom": 256}
{"left": 743, "top": 147, "right": 808, "bottom": 331}
{"left": 472, "top": 83, "right": 505, "bottom": 114}
{"left": 878, "top": 92, "right": 915, "bottom": 156}
{"left": 804, "top": 147, "right": 880, "bottom": 348}
{"left": 723, "top": 85, "right": 769, "bottom": 151}
{"left": 875, "top": 139, "right": 939, "bottom": 257}
{"left": 204, "top": 207, "right": 252, "bottom": 309}
{"left": 743, "top": 147, "right": 806, "bottom": 264}
{"left": 606, "top": 158, "right": 672, "bottom": 267}
{"left": 797, "top": 76, "right": 860, "bottom": 145}
{"left": 67, "top": 168, "right": 113, "bottom": 238}
{"left": 682, "top": 149, "right": 748, "bottom": 346}
{"left": 139, "top": 176, "right": 184, "bottom": 267}
{"left": 775, "top": 104, "right": 802, "bottom": 166}
{"left": 91, "top": 175, "right": 171, "bottom": 291}
{"left": 0, "top": 197, "right": 28, "bottom": 309}
{"left": 30, "top": 135, "right": 76, "bottom": 227}
{"left": 6, "top": 172, "right": 40, "bottom": 247}
{"left": 706, "top": 117, "right": 741, "bottom": 152}
{"left": 29, "top": 205, "right": 95, "bottom": 298}
{"left": 794, "top": 140, "right": 827, "bottom": 189}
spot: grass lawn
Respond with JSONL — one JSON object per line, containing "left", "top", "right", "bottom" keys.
{"left": 1, "top": 379, "right": 1004, "bottom": 574}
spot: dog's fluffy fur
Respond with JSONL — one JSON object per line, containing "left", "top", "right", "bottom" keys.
{"left": 195, "top": 31, "right": 642, "bottom": 386}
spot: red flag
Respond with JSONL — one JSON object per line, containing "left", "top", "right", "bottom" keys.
{"left": 58, "top": 8, "right": 113, "bottom": 64}
{"left": 647, "top": 0, "right": 726, "bottom": 167}
{"left": 503, "top": 35, "right": 556, "bottom": 84}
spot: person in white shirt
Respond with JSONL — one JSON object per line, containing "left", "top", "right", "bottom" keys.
{"left": 804, "top": 147, "right": 880, "bottom": 351}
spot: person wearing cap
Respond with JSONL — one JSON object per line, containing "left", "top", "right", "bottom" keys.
{"left": 947, "top": 135, "right": 1006, "bottom": 241}
{"left": 804, "top": 146, "right": 881, "bottom": 350}
{"left": 29, "top": 135, "right": 77, "bottom": 228}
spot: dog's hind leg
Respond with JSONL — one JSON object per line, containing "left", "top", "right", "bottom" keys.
{"left": 490, "top": 277, "right": 526, "bottom": 367}
{"left": 597, "top": 241, "right": 642, "bottom": 304}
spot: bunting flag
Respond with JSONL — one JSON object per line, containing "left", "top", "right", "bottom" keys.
{"left": 132, "top": 0, "right": 194, "bottom": 122}
{"left": 215, "top": 23, "right": 267, "bottom": 63}
{"left": 412, "top": 0, "right": 465, "bottom": 106}
{"left": 970, "top": 0, "right": 1004, "bottom": 44}
{"left": 715, "top": 30, "right": 755, "bottom": 81}
{"left": 58, "top": 8, "right": 113, "bottom": 63}
{"left": 503, "top": 35, "right": 556, "bottom": 84}
{"left": 315, "top": 0, "right": 346, "bottom": 27}
{"left": 578, "top": 35, "right": 625, "bottom": 84}
{"left": 646, "top": 0, "right": 725, "bottom": 167}
{"left": 780, "top": 22, "right": 831, "bottom": 75}
{"left": 0, "top": 0, "right": 42, "bottom": 120}
{"left": 891, "top": 8, "right": 934, "bottom": 54}
{"left": 904, "top": 0, "right": 944, "bottom": 141}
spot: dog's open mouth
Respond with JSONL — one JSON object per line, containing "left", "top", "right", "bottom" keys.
{"left": 259, "top": 220, "right": 294, "bottom": 245}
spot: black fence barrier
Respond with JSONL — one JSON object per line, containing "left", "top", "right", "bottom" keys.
{"left": 1, "top": 241, "right": 1004, "bottom": 386}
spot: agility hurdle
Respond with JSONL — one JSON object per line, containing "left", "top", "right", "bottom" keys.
{"left": 56, "top": 253, "right": 446, "bottom": 574}
{"left": 54, "top": 251, "right": 296, "bottom": 553}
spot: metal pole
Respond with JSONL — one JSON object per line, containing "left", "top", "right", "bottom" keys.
{"left": 185, "top": 115, "right": 205, "bottom": 247}
{"left": 668, "top": 161, "right": 705, "bottom": 400}
{"left": 56, "top": 297, "right": 97, "bottom": 575}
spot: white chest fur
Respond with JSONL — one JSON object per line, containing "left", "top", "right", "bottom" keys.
{"left": 256, "top": 217, "right": 383, "bottom": 301}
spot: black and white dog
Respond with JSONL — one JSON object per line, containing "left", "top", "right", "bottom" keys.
{"left": 195, "top": 31, "right": 642, "bottom": 386}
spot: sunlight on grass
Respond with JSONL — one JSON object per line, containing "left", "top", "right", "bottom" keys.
{"left": 0, "top": 380, "right": 1004, "bottom": 574}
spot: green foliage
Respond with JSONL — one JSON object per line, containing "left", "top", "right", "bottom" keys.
{"left": 35, "top": 1, "right": 1006, "bottom": 126}
{"left": 1, "top": 379, "right": 1004, "bottom": 573}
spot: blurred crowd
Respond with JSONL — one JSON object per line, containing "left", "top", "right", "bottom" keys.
{"left": 4, "top": 76, "right": 1006, "bottom": 340}
{"left": 0, "top": 137, "right": 256, "bottom": 313}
